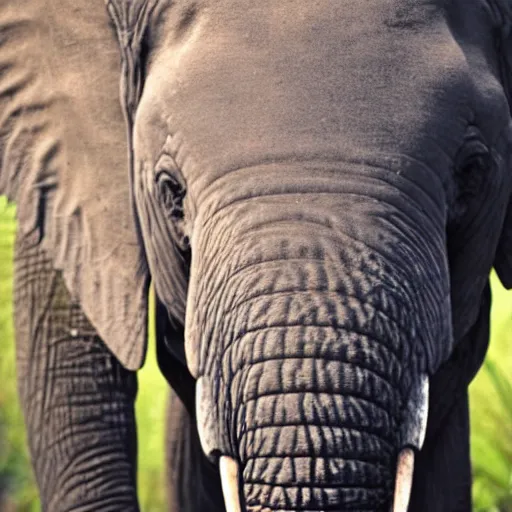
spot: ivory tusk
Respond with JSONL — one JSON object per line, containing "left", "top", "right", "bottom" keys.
{"left": 402, "top": 374, "right": 429, "bottom": 450}
{"left": 392, "top": 448, "right": 415, "bottom": 512}
{"left": 392, "top": 375, "right": 429, "bottom": 511}
{"left": 220, "top": 456, "right": 243, "bottom": 512}
{"left": 402, "top": 375, "right": 429, "bottom": 450}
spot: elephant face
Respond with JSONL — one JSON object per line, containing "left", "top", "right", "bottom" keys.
{"left": 129, "top": 1, "right": 512, "bottom": 510}
{"left": 2, "top": 0, "right": 511, "bottom": 510}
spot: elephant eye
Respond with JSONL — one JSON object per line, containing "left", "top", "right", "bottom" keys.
{"left": 455, "top": 140, "right": 491, "bottom": 196}
{"left": 449, "top": 129, "right": 492, "bottom": 223}
{"left": 152, "top": 152, "right": 191, "bottom": 252}
{"left": 155, "top": 155, "right": 187, "bottom": 220}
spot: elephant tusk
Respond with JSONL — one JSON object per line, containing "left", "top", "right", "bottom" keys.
{"left": 219, "top": 456, "right": 243, "bottom": 512}
{"left": 392, "top": 375, "right": 429, "bottom": 512}
{"left": 401, "top": 374, "right": 429, "bottom": 450}
{"left": 392, "top": 448, "right": 415, "bottom": 512}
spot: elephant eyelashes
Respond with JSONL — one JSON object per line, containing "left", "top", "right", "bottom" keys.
{"left": 155, "top": 154, "right": 190, "bottom": 250}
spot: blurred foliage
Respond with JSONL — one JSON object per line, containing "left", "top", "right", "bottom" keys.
{"left": 470, "top": 276, "right": 512, "bottom": 512}
{"left": 0, "top": 196, "right": 511, "bottom": 511}
{"left": 0, "top": 199, "right": 39, "bottom": 511}
{"left": 135, "top": 291, "right": 168, "bottom": 511}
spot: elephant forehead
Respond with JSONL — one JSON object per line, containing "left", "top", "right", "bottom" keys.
{"left": 135, "top": 0, "right": 502, "bottom": 187}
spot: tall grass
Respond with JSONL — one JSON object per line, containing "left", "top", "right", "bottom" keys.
{"left": 470, "top": 275, "right": 512, "bottom": 511}
{"left": 0, "top": 199, "right": 38, "bottom": 511}
{"left": 0, "top": 197, "right": 511, "bottom": 510}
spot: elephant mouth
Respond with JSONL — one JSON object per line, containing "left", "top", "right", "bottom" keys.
{"left": 212, "top": 376, "right": 430, "bottom": 511}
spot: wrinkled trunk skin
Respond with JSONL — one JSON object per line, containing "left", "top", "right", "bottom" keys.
{"left": 219, "top": 272, "right": 405, "bottom": 510}
{"left": 186, "top": 165, "right": 449, "bottom": 511}
{"left": 233, "top": 326, "right": 398, "bottom": 510}
{"left": 199, "top": 266, "right": 408, "bottom": 510}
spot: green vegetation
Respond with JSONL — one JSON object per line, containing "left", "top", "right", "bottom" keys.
{"left": 135, "top": 292, "right": 168, "bottom": 511}
{"left": 0, "top": 197, "right": 511, "bottom": 511}
{"left": 0, "top": 200, "right": 39, "bottom": 511}
{"left": 470, "top": 275, "right": 512, "bottom": 511}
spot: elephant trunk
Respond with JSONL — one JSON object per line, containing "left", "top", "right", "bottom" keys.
{"left": 194, "top": 264, "right": 427, "bottom": 509}
{"left": 217, "top": 334, "right": 429, "bottom": 511}
{"left": 223, "top": 308, "right": 400, "bottom": 510}
{"left": 187, "top": 166, "right": 449, "bottom": 510}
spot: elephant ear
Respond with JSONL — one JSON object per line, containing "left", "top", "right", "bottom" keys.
{"left": 0, "top": 0, "right": 152, "bottom": 369}
{"left": 495, "top": 204, "right": 512, "bottom": 289}
{"left": 493, "top": 3, "right": 512, "bottom": 290}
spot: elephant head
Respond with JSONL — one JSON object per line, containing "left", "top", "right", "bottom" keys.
{"left": 1, "top": 0, "right": 512, "bottom": 510}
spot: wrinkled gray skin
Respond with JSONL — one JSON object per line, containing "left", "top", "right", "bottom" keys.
{"left": 2, "top": 0, "right": 512, "bottom": 511}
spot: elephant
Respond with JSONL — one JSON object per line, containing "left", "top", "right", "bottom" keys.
{"left": 1, "top": 0, "right": 512, "bottom": 510}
